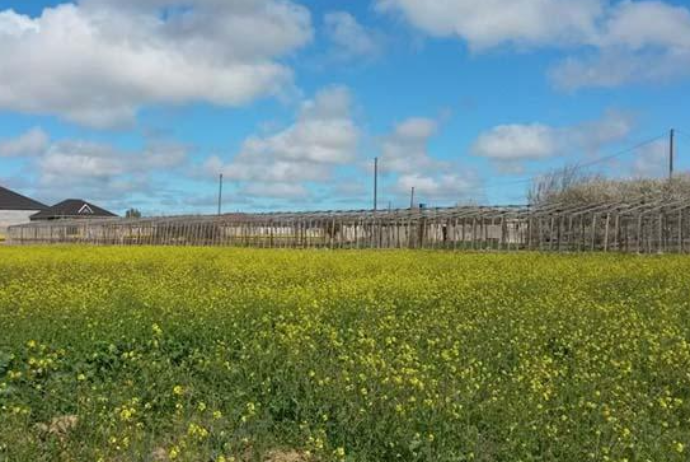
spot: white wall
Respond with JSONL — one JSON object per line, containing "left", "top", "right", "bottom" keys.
{"left": 0, "top": 210, "right": 37, "bottom": 237}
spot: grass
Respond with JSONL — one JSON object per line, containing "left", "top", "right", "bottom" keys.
{"left": 0, "top": 247, "right": 689, "bottom": 461}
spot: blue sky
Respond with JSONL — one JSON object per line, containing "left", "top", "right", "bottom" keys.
{"left": 1, "top": 0, "right": 690, "bottom": 215}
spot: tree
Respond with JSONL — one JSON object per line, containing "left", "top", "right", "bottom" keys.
{"left": 528, "top": 165, "right": 690, "bottom": 207}
{"left": 528, "top": 165, "right": 596, "bottom": 206}
{"left": 125, "top": 208, "right": 142, "bottom": 219}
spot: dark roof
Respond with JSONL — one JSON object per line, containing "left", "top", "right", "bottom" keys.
{"left": 30, "top": 199, "right": 118, "bottom": 220}
{"left": 0, "top": 185, "right": 47, "bottom": 211}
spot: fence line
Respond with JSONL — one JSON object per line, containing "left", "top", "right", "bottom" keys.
{"left": 7, "top": 199, "right": 690, "bottom": 253}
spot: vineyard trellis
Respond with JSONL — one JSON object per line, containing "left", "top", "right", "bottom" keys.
{"left": 7, "top": 197, "right": 690, "bottom": 253}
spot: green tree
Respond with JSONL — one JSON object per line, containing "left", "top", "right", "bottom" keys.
{"left": 125, "top": 208, "right": 142, "bottom": 219}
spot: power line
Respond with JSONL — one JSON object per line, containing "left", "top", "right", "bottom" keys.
{"left": 481, "top": 132, "right": 667, "bottom": 192}
{"left": 572, "top": 133, "right": 666, "bottom": 169}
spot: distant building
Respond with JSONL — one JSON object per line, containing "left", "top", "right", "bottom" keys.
{"left": 30, "top": 199, "right": 118, "bottom": 221}
{"left": 0, "top": 185, "right": 48, "bottom": 236}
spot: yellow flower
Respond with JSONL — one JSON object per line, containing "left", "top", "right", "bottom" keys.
{"left": 120, "top": 409, "right": 131, "bottom": 421}
{"left": 173, "top": 385, "right": 184, "bottom": 396}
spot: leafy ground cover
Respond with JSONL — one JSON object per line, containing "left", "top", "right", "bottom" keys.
{"left": 0, "top": 247, "right": 689, "bottom": 461}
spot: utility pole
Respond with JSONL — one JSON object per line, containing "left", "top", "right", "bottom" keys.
{"left": 373, "top": 157, "right": 378, "bottom": 212}
{"left": 410, "top": 186, "right": 415, "bottom": 209}
{"left": 217, "top": 173, "right": 224, "bottom": 215}
{"left": 670, "top": 128, "right": 675, "bottom": 181}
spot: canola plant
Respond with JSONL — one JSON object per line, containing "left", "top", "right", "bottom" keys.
{"left": 0, "top": 247, "right": 689, "bottom": 461}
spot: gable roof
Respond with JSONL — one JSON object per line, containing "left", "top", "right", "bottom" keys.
{"left": 0, "top": 185, "right": 48, "bottom": 211}
{"left": 30, "top": 199, "right": 118, "bottom": 220}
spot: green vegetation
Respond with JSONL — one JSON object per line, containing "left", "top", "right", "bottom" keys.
{"left": 0, "top": 247, "right": 689, "bottom": 461}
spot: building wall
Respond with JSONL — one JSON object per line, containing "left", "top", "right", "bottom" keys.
{"left": 0, "top": 210, "right": 38, "bottom": 238}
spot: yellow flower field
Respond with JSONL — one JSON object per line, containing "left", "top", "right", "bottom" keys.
{"left": 0, "top": 247, "right": 689, "bottom": 461}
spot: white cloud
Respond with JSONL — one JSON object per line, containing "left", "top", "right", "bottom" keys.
{"left": 601, "top": 1, "right": 690, "bottom": 50}
{"left": 5, "top": 130, "right": 190, "bottom": 207}
{"left": 378, "top": 0, "right": 690, "bottom": 89}
{"left": 324, "top": 11, "right": 382, "bottom": 60}
{"left": 550, "top": 48, "right": 690, "bottom": 90}
{"left": 395, "top": 173, "right": 478, "bottom": 201}
{"left": 380, "top": 117, "right": 444, "bottom": 174}
{"left": 0, "top": 1, "right": 312, "bottom": 127}
{"left": 0, "top": 128, "right": 49, "bottom": 157}
{"left": 207, "top": 86, "right": 360, "bottom": 190}
{"left": 39, "top": 142, "right": 127, "bottom": 180}
{"left": 551, "top": 2, "right": 690, "bottom": 89}
{"left": 632, "top": 139, "right": 668, "bottom": 177}
{"left": 376, "top": 116, "right": 481, "bottom": 204}
{"left": 570, "top": 109, "right": 636, "bottom": 149}
{"left": 472, "top": 110, "right": 635, "bottom": 161}
{"left": 472, "top": 124, "right": 558, "bottom": 161}
{"left": 37, "top": 140, "right": 188, "bottom": 184}
{"left": 376, "top": 0, "right": 603, "bottom": 50}
{"left": 242, "top": 182, "right": 310, "bottom": 199}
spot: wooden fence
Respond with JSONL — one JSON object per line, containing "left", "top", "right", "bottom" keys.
{"left": 7, "top": 198, "right": 690, "bottom": 253}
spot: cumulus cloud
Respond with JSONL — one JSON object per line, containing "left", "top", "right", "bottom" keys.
{"left": 600, "top": 1, "right": 690, "bottom": 50}
{"left": 472, "top": 110, "right": 635, "bottom": 162}
{"left": 380, "top": 117, "right": 445, "bottom": 174}
{"left": 472, "top": 124, "right": 558, "bottom": 161}
{"left": 0, "top": 0, "right": 312, "bottom": 127}
{"left": 551, "top": 48, "right": 690, "bottom": 90}
{"left": 4, "top": 130, "right": 190, "bottom": 207}
{"left": 377, "top": 0, "right": 690, "bottom": 89}
{"left": 376, "top": 117, "right": 481, "bottom": 204}
{"left": 551, "top": 1, "right": 690, "bottom": 89}
{"left": 324, "top": 11, "right": 382, "bottom": 60}
{"left": 203, "top": 86, "right": 359, "bottom": 200}
{"left": 37, "top": 140, "right": 188, "bottom": 185}
{"left": 241, "top": 182, "right": 310, "bottom": 199}
{"left": 376, "top": 0, "right": 603, "bottom": 50}
{"left": 631, "top": 139, "right": 668, "bottom": 177}
{"left": 0, "top": 128, "right": 49, "bottom": 157}
{"left": 395, "top": 173, "right": 479, "bottom": 201}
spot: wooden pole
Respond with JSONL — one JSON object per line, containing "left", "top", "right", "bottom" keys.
{"left": 604, "top": 213, "right": 611, "bottom": 252}
{"left": 670, "top": 129, "right": 675, "bottom": 181}
{"left": 373, "top": 157, "right": 379, "bottom": 212}
{"left": 218, "top": 174, "right": 224, "bottom": 215}
{"left": 679, "top": 209, "right": 684, "bottom": 253}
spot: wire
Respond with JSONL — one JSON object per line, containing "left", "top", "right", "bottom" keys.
{"left": 571, "top": 133, "right": 666, "bottom": 169}
{"left": 482, "top": 176, "right": 535, "bottom": 190}
{"left": 481, "top": 132, "right": 667, "bottom": 191}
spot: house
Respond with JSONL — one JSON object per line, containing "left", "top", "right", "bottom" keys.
{"left": 0, "top": 185, "right": 48, "bottom": 236}
{"left": 30, "top": 199, "right": 118, "bottom": 221}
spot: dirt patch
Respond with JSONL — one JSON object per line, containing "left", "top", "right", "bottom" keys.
{"left": 263, "top": 450, "right": 311, "bottom": 462}
{"left": 150, "top": 447, "right": 169, "bottom": 462}
{"left": 35, "top": 415, "right": 79, "bottom": 441}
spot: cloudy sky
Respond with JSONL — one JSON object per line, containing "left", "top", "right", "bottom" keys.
{"left": 1, "top": 0, "right": 690, "bottom": 214}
